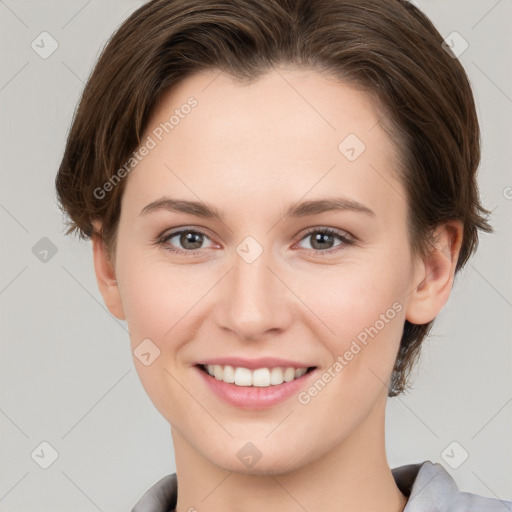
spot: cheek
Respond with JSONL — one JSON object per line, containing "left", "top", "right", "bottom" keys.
{"left": 120, "top": 271, "right": 172, "bottom": 344}
{"left": 115, "top": 240, "right": 193, "bottom": 343}
{"left": 301, "top": 258, "right": 406, "bottom": 339}
{"left": 296, "top": 253, "right": 408, "bottom": 387}
{"left": 116, "top": 253, "right": 197, "bottom": 419}
{"left": 114, "top": 251, "right": 186, "bottom": 413}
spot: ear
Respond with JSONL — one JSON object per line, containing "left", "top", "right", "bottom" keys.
{"left": 405, "top": 220, "right": 463, "bottom": 325}
{"left": 91, "top": 220, "right": 126, "bottom": 320}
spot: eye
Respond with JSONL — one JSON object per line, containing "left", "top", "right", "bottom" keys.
{"left": 157, "top": 226, "right": 355, "bottom": 257}
{"left": 158, "top": 228, "right": 215, "bottom": 256}
{"left": 295, "top": 227, "right": 354, "bottom": 254}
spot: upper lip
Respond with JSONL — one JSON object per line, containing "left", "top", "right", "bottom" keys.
{"left": 196, "top": 357, "right": 316, "bottom": 370}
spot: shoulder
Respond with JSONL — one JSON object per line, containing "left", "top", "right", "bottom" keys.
{"left": 132, "top": 461, "right": 512, "bottom": 512}
{"left": 131, "top": 473, "right": 177, "bottom": 512}
{"left": 392, "top": 460, "right": 512, "bottom": 512}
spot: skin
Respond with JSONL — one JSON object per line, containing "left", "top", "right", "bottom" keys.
{"left": 91, "top": 66, "right": 462, "bottom": 512}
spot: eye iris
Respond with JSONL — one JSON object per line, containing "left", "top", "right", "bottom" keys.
{"left": 181, "top": 231, "right": 203, "bottom": 250}
{"left": 170, "top": 230, "right": 342, "bottom": 252}
{"left": 311, "top": 232, "right": 334, "bottom": 250}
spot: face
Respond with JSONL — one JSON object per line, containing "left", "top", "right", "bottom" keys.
{"left": 98, "top": 67, "right": 428, "bottom": 474}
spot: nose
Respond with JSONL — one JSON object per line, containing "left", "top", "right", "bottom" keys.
{"left": 215, "top": 244, "right": 293, "bottom": 341}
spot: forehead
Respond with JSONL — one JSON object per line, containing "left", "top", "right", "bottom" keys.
{"left": 146, "top": 66, "right": 394, "bottom": 158}
{"left": 123, "top": 67, "right": 404, "bottom": 225}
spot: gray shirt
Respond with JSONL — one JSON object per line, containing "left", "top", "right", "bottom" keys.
{"left": 131, "top": 460, "right": 512, "bottom": 511}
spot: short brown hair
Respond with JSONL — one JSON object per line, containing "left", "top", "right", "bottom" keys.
{"left": 55, "top": 0, "right": 493, "bottom": 397}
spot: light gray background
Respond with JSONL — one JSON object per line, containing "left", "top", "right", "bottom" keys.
{"left": 1, "top": 0, "right": 511, "bottom": 510}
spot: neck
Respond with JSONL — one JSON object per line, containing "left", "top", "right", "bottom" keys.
{"left": 172, "top": 396, "right": 407, "bottom": 512}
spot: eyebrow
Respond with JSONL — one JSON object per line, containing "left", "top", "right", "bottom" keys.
{"left": 139, "top": 196, "right": 375, "bottom": 220}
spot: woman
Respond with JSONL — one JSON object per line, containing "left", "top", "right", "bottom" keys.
{"left": 55, "top": 0, "right": 512, "bottom": 510}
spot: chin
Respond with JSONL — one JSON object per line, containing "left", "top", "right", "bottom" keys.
{"left": 207, "top": 444, "right": 309, "bottom": 476}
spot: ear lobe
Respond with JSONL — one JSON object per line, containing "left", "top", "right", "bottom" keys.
{"left": 91, "top": 221, "right": 126, "bottom": 320}
{"left": 405, "top": 221, "right": 463, "bottom": 325}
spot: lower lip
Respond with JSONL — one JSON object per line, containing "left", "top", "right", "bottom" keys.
{"left": 195, "top": 365, "right": 317, "bottom": 410}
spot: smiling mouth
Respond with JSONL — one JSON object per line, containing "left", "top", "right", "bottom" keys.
{"left": 197, "top": 363, "right": 316, "bottom": 387}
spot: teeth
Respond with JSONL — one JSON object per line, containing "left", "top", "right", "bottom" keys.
{"left": 204, "top": 365, "right": 309, "bottom": 387}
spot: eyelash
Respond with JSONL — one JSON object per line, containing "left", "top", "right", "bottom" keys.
{"left": 156, "top": 226, "right": 355, "bottom": 257}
